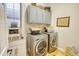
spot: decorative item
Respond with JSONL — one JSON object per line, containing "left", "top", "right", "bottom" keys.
{"left": 31, "top": 3, "right": 36, "bottom": 6}
{"left": 11, "top": 22, "right": 17, "bottom": 28}
{"left": 9, "top": 29, "right": 19, "bottom": 34}
{"left": 44, "top": 7, "right": 50, "bottom": 12}
{"left": 31, "top": 3, "right": 50, "bottom": 11}
{"left": 57, "top": 16, "right": 70, "bottom": 27}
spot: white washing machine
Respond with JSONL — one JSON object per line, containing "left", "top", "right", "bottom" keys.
{"left": 27, "top": 34, "right": 48, "bottom": 56}
{"left": 42, "top": 27, "right": 58, "bottom": 53}
{"left": 47, "top": 32, "right": 58, "bottom": 53}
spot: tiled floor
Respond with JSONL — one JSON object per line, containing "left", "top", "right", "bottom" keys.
{"left": 47, "top": 49, "right": 66, "bottom": 56}
{"left": 27, "top": 48, "right": 79, "bottom": 56}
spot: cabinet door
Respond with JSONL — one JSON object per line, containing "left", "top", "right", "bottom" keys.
{"left": 47, "top": 11, "right": 51, "bottom": 24}
{"left": 36, "top": 7, "right": 43, "bottom": 23}
{"left": 43, "top": 11, "right": 51, "bottom": 24}
{"left": 42, "top": 10, "right": 46, "bottom": 24}
{"left": 28, "top": 6, "right": 37, "bottom": 23}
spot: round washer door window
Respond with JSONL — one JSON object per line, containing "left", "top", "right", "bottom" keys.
{"left": 35, "top": 40, "right": 47, "bottom": 56}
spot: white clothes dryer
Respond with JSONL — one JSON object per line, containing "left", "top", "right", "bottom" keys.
{"left": 27, "top": 34, "right": 48, "bottom": 56}
{"left": 47, "top": 32, "right": 58, "bottom": 53}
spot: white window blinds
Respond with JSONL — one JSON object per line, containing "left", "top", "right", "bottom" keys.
{"left": 5, "top": 3, "right": 20, "bottom": 28}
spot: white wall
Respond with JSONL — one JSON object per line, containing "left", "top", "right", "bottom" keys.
{"left": 0, "top": 4, "right": 8, "bottom": 55}
{"left": 51, "top": 3, "right": 79, "bottom": 51}
{"left": 21, "top": 3, "right": 29, "bottom": 55}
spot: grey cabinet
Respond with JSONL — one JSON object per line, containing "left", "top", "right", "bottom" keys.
{"left": 27, "top": 5, "right": 51, "bottom": 24}
{"left": 45, "top": 11, "right": 51, "bottom": 24}
{"left": 36, "top": 7, "right": 43, "bottom": 23}
{"left": 42, "top": 9, "right": 51, "bottom": 24}
{"left": 27, "top": 6, "right": 37, "bottom": 23}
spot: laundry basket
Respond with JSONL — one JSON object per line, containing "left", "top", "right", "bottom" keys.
{"left": 64, "top": 47, "right": 79, "bottom": 56}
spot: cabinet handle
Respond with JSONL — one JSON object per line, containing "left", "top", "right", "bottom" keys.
{"left": 20, "top": 34, "right": 24, "bottom": 39}
{"left": 21, "top": 36, "right": 24, "bottom": 39}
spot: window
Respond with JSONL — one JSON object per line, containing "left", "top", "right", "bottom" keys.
{"left": 4, "top": 3, "right": 21, "bottom": 28}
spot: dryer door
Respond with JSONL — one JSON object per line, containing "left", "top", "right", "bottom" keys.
{"left": 51, "top": 32, "right": 58, "bottom": 47}
{"left": 48, "top": 32, "right": 58, "bottom": 53}
{"left": 35, "top": 40, "right": 47, "bottom": 56}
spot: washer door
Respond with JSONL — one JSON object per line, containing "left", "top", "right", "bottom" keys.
{"left": 35, "top": 40, "right": 47, "bottom": 56}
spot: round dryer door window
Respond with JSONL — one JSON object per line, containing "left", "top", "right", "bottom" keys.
{"left": 51, "top": 35, "right": 57, "bottom": 47}
{"left": 35, "top": 41, "right": 47, "bottom": 56}
{"left": 52, "top": 38, "right": 56, "bottom": 46}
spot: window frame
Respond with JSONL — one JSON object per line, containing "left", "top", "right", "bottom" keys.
{"left": 4, "top": 3, "right": 22, "bottom": 28}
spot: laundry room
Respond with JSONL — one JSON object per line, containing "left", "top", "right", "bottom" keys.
{"left": 0, "top": 3, "right": 79, "bottom": 56}
{"left": 22, "top": 3, "right": 79, "bottom": 56}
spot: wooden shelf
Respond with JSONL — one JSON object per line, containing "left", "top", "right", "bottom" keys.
{"left": 8, "top": 28, "right": 20, "bottom": 29}
{"left": 31, "top": 3, "right": 51, "bottom": 12}
{"left": 8, "top": 33, "right": 20, "bottom": 36}
{"left": 8, "top": 28, "right": 20, "bottom": 34}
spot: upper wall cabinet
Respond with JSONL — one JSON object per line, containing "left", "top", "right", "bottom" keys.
{"left": 27, "top": 5, "right": 51, "bottom": 24}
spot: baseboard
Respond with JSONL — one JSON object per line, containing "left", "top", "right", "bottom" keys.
{"left": 57, "top": 47, "right": 65, "bottom": 53}
{"left": 0, "top": 46, "right": 8, "bottom": 56}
